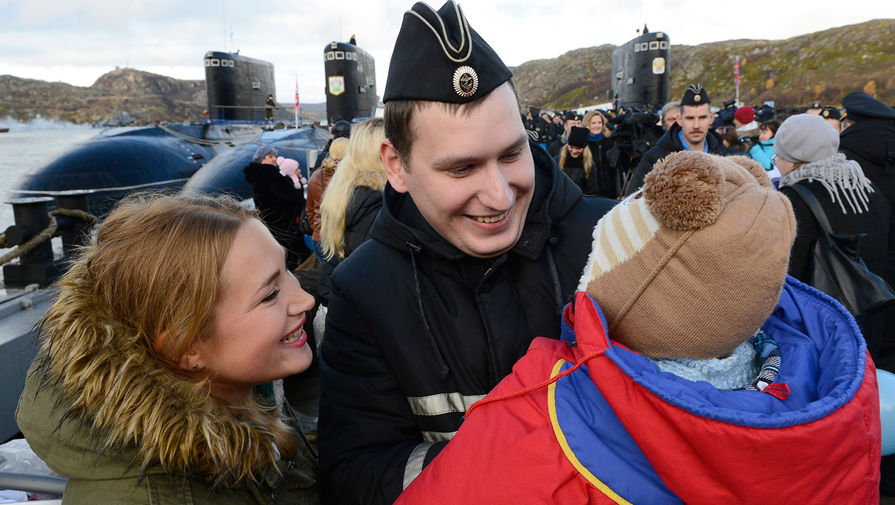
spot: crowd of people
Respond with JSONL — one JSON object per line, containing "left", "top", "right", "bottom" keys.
{"left": 11, "top": 0, "right": 895, "bottom": 503}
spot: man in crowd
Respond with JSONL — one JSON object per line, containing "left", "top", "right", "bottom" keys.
{"left": 625, "top": 84, "right": 725, "bottom": 195}
{"left": 821, "top": 105, "right": 841, "bottom": 132}
{"left": 838, "top": 89, "right": 895, "bottom": 500}
{"left": 317, "top": 2, "right": 615, "bottom": 503}
{"left": 660, "top": 101, "right": 681, "bottom": 131}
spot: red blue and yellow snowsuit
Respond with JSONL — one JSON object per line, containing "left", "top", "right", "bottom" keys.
{"left": 396, "top": 278, "right": 881, "bottom": 504}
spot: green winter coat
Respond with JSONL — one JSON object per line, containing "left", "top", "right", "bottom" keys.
{"left": 15, "top": 262, "right": 318, "bottom": 505}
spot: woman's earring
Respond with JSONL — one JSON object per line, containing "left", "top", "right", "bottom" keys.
{"left": 192, "top": 365, "right": 199, "bottom": 371}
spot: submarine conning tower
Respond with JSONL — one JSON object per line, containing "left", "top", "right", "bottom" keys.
{"left": 205, "top": 51, "right": 277, "bottom": 121}
{"left": 611, "top": 30, "right": 670, "bottom": 111}
{"left": 324, "top": 41, "right": 378, "bottom": 124}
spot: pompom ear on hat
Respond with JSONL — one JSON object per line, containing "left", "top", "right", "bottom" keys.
{"left": 578, "top": 151, "right": 795, "bottom": 359}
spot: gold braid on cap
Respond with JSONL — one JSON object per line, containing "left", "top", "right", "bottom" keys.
{"left": 406, "top": 2, "right": 473, "bottom": 63}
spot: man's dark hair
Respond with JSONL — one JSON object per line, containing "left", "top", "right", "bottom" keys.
{"left": 385, "top": 79, "right": 520, "bottom": 166}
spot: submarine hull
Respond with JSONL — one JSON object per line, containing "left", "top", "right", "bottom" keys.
{"left": 205, "top": 51, "right": 277, "bottom": 122}
{"left": 611, "top": 31, "right": 671, "bottom": 110}
{"left": 324, "top": 41, "right": 377, "bottom": 123}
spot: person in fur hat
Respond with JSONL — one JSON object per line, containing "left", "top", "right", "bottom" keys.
{"left": 394, "top": 151, "right": 881, "bottom": 504}
{"left": 17, "top": 193, "right": 319, "bottom": 504}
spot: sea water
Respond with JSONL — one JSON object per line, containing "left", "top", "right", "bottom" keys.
{"left": 0, "top": 121, "right": 96, "bottom": 230}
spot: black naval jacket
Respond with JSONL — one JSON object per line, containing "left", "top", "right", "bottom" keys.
{"left": 317, "top": 144, "right": 614, "bottom": 505}
{"left": 839, "top": 118, "right": 895, "bottom": 285}
{"left": 625, "top": 122, "right": 725, "bottom": 195}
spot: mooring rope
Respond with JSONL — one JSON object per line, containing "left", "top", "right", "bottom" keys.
{"left": 0, "top": 208, "right": 98, "bottom": 267}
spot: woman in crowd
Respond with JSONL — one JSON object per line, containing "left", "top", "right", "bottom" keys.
{"left": 581, "top": 109, "right": 617, "bottom": 198}
{"left": 750, "top": 120, "right": 781, "bottom": 186}
{"left": 554, "top": 126, "right": 596, "bottom": 195}
{"left": 776, "top": 113, "right": 890, "bottom": 361}
{"left": 243, "top": 144, "right": 309, "bottom": 269}
{"left": 749, "top": 120, "right": 779, "bottom": 169}
{"left": 17, "top": 193, "right": 318, "bottom": 504}
{"left": 306, "top": 137, "right": 349, "bottom": 255}
{"left": 317, "top": 118, "right": 386, "bottom": 307}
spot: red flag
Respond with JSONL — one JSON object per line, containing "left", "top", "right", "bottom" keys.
{"left": 294, "top": 80, "right": 300, "bottom": 111}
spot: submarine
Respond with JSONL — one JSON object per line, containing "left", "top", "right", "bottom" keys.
{"left": 323, "top": 40, "right": 378, "bottom": 123}
{"left": 6, "top": 42, "right": 377, "bottom": 213}
{"left": 610, "top": 29, "right": 670, "bottom": 111}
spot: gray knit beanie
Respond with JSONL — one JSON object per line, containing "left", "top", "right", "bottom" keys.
{"left": 774, "top": 114, "right": 839, "bottom": 163}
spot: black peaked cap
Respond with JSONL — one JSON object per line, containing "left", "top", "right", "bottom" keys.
{"left": 383, "top": 1, "right": 512, "bottom": 103}
{"left": 842, "top": 92, "right": 895, "bottom": 121}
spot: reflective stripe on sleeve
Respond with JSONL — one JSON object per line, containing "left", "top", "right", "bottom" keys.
{"left": 406, "top": 392, "right": 486, "bottom": 417}
{"left": 421, "top": 430, "right": 456, "bottom": 442}
{"left": 403, "top": 441, "right": 436, "bottom": 490}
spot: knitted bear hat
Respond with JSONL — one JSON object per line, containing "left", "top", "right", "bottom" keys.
{"left": 577, "top": 152, "right": 796, "bottom": 359}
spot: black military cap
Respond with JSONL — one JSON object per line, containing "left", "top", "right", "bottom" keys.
{"left": 842, "top": 92, "right": 895, "bottom": 121}
{"left": 680, "top": 84, "right": 710, "bottom": 106}
{"left": 820, "top": 106, "right": 841, "bottom": 120}
{"left": 809, "top": 101, "right": 823, "bottom": 109}
{"left": 383, "top": 1, "right": 512, "bottom": 104}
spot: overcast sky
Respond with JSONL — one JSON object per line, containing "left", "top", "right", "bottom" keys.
{"left": 1, "top": 0, "right": 893, "bottom": 105}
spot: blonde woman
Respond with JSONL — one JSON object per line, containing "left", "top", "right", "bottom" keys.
{"left": 581, "top": 109, "right": 618, "bottom": 198}
{"left": 554, "top": 126, "right": 596, "bottom": 195}
{"left": 17, "top": 193, "right": 318, "bottom": 504}
{"left": 317, "top": 118, "right": 386, "bottom": 306}
{"left": 307, "top": 137, "right": 349, "bottom": 244}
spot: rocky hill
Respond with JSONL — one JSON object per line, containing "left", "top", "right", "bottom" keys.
{"left": 512, "top": 19, "right": 895, "bottom": 110}
{"left": 0, "top": 68, "right": 326, "bottom": 125}
{"left": 0, "top": 69, "right": 206, "bottom": 124}
{"left": 2, "top": 19, "right": 892, "bottom": 124}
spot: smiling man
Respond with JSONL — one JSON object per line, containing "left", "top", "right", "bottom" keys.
{"left": 316, "top": 2, "right": 614, "bottom": 504}
{"left": 625, "top": 84, "right": 725, "bottom": 195}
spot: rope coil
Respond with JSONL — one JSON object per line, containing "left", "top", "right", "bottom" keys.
{"left": 0, "top": 208, "right": 98, "bottom": 267}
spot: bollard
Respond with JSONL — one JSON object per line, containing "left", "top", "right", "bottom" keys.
{"left": 2, "top": 197, "right": 61, "bottom": 287}
{"left": 54, "top": 190, "right": 93, "bottom": 256}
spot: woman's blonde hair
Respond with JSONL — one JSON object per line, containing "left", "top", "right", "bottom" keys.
{"left": 557, "top": 144, "right": 594, "bottom": 178}
{"left": 39, "top": 192, "right": 298, "bottom": 468}
{"left": 322, "top": 137, "right": 350, "bottom": 172}
{"left": 320, "top": 118, "right": 386, "bottom": 259}
{"left": 582, "top": 109, "right": 612, "bottom": 138}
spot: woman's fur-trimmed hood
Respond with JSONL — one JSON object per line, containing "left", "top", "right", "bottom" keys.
{"left": 18, "top": 259, "right": 286, "bottom": 487}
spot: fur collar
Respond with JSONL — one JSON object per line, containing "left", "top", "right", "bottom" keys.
{"left": 35, "top": 260, "right": 283, "bottom": 487}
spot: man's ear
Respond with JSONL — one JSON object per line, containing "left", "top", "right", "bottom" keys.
{"left": 381, "top": 139, "right": 409, "bottom": 194}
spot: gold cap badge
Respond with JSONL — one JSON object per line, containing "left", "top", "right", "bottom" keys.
{"left": 453, "top": 66, "right": 478, "bottom": 98}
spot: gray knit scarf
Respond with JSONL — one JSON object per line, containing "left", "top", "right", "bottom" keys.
{"left": 779, "top": 153, "right": 874, "bottom": 214}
